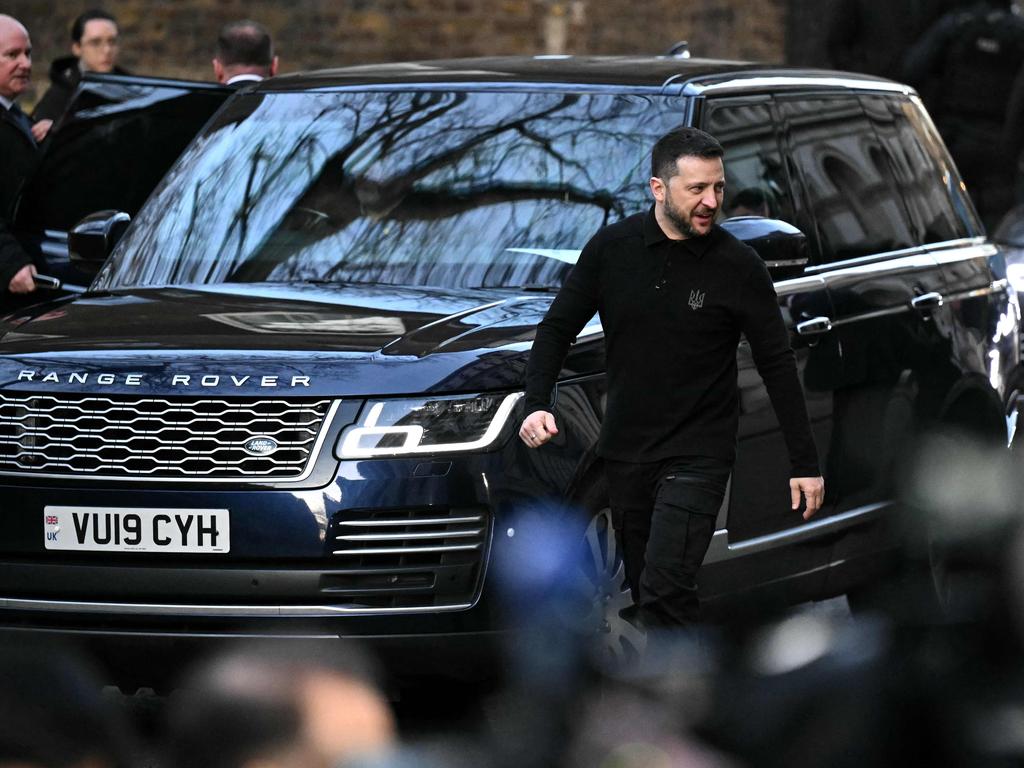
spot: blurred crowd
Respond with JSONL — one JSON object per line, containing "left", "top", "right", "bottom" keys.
{"left": 0, "top": 431, "right": 1023, "bottom": 768}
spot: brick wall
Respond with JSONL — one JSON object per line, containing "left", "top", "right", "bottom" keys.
{"left": 6, "top": 0, "right": 786, "bottom": 108}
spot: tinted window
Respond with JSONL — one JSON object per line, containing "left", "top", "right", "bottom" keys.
{"left": 94, "top": 90, "right": 684, "bottom": 291}
{"left": 702, "top": 98, "right": 797, "bottom": 223}
{"left": 860, "top": 95, "right": 973, "bottom": 243}
{"left": 15, "top": 76, "right": 229, "bottom": 234}
{"left": 778, "top": 96, "right": 916, "bottom": 264}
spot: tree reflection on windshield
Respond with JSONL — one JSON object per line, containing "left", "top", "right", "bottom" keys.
{"left": 95, "top": 89, "right": 683, "bottom": 291}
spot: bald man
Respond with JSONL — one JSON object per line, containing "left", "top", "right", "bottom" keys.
{"left": 0, "top": 14, "right": 40, "bottom": 307}
{"left": 212, "top": 20, "right": 278, "bottom": 85}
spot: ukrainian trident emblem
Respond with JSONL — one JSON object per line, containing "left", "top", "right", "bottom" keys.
{"left": 688, "top": 289, "right": 706, "bottom": 310}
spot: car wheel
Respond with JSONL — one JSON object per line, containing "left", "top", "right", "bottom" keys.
{"left": 576, "top": 503, "right": 647, "bottom": 664}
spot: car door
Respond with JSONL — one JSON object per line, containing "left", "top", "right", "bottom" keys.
{"left": 15, "top": 72, "right": 231, "bottom": 284}
{"left": 697, "top": 97, "right": 838, "bottom": 603}
{"left": 864, "top": 94, "right": 1015, "bottom": 440}
{"left": 774, "top": 94, "right": 961, "bottom": 587}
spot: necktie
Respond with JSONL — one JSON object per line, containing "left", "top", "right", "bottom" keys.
{"left": 7, "top": 103, "right": 36, "bottom": 144}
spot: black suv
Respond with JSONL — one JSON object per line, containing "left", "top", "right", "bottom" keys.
{"left": 0, "top": 57, "right": 1019, "bottom": 679}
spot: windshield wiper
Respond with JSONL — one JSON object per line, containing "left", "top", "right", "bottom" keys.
{"left": 514, "top": 284, "right": 560, "bottom": 293}
{"left": 471, "top": 283, "right": 560, "bottom": 293}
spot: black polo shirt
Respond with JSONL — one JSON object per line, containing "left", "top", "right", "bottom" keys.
{"left": 524, "top": 207, "right": 820, "bottom": 476}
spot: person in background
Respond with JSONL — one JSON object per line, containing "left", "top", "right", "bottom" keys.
{"left": 212, "top": 20, "right": 278, "bottom": 86}
{"left": 724, "top": 187, "right": 771, "bottom": 219}
{"left": 903, "top": 0, "right": 1024, "bottom": 228}
{"left": 0, "top": 13, "right": 41, "bottom": 308}
{"left": 163, "top": 640, "right": 397, "bottom": 768}
{"left": 31, "top": 9, "right": 127, "bottom": 140}
{"left": 827, "top": 0, "right": 951, "bottom": 78}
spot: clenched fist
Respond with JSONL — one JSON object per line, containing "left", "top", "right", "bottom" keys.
{"left": 519, "top": 410, "right": 558, "bottom": 448}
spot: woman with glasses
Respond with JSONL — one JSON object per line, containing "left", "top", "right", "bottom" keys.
{"left": 31, "top": 9, "right": 128, "bottom": 138}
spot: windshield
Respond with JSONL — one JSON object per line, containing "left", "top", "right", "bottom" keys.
{"left": 94, "top": 89, "right": 684, "bottom": 291}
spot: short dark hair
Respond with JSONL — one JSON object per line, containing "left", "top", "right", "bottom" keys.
{"left": 163, "top": 640, "right": 384, "bottom": 768}
{"left": 651, "top": 127, "right": 724, "bottom": 180}
{"left": 216, "top": 20, "right": 274, "bottom": 67}
{"left": 71, "top": 9, "right": 117, "bottom": 43}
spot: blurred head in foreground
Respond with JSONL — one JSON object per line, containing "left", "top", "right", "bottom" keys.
{"left": 164, "top": 640, "right": 396, "bottom": 768}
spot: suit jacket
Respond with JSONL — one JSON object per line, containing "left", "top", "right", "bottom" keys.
{"left": 0, "top": 104, "right": 41, "bottom": 298}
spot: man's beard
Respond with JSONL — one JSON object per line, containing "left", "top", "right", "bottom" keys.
{"left": 664, "top": 192, "right": 716, "bottom": 238}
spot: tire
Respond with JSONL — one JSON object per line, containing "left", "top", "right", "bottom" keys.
{"left": 574, "top": 478, "right": 647, "bottom": 664}
{"left": 843, "top": 539, "right": 949, "bottom": 621}
{"left": 847, "top": 422, "right": 1000, "bottom": 622}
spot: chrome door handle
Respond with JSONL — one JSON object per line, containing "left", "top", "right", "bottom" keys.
{"left": 795, "top": 316, "right": 833, "bottom": 336}
{"left": 911, "top": 292, "right": 944, "bottom": 311}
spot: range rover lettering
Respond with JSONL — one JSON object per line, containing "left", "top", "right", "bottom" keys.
{"left": 0, "top": 57, "right": 1019, "bottom": 682}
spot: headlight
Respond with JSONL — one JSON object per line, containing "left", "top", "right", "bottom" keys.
{"left": 336, "top": 392, "right": 524, "bottom": 458}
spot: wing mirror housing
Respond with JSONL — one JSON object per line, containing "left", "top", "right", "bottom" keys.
{"left": 68, "top": 210, "right": 131, "bottom": 274}
{"left": 719, "top": 216, "right": 809, "bottom": 280}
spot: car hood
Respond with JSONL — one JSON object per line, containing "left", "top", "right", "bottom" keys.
{"left": 0, "top": 284, "right": 602, "bottom": 396}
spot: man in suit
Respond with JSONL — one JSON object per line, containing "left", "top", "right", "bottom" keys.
{"left": 212, "top": 20, "right": 278, "bottom": 86}
{"left": 0, "top": 15, "right": 40, "bottom": 308}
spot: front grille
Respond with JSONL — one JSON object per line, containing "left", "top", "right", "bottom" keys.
{"left": 0, "top": 394, "right": 335, "bottom": 480}
{"left": 324, "top": 507, "right": 489, "bottom": 609}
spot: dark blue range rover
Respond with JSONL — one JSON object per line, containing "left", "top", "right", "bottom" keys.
{"left": 0, "top": 56, "right": 1020, "bottom": 682}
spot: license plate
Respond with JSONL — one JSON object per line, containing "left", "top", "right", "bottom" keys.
{"left": 44, "top": 506, "right": 230, "bottom": 554}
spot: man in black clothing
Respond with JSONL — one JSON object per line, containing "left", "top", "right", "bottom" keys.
{"left": 0, "top": 14, "right": 40, "bottom": 307}
{"left": 902, "top": 0, "right": 1024, "bottom": 227}
{"left": 827, "top": 0, "right": 951, "bottom": 79}
{"left": 520, "top": 128, "right": 824, "bottom": 628}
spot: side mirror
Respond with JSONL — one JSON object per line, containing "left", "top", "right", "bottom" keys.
{"left": 720, "top": 217, "right": 809, "bottom": 280}
{"left": 68, "top": 210, "right": 131, "bottom": 273}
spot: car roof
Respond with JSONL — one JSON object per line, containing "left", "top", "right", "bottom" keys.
{"left": 256, "top": 55, "right": 908, "bottom": 95}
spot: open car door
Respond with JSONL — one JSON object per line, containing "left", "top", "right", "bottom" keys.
{"left": 15, "top": 72, "right": 231, "bottom": 284}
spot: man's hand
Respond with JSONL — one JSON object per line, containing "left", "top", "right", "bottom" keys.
{"left": 8, "top": 264, "right": 37, "bottom": 294}
{"left": 790, "top": 476, "right": 824, "bottom": 520}
{"left": 31, "top": 119, "right": 53, "bottom": 143}
{"left": 519, "top": 410, "right": 558, "bottom": 448}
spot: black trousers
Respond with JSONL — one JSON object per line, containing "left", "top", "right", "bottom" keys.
{"left": 605, "top": 455, "right": 731, "bottom": 628}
